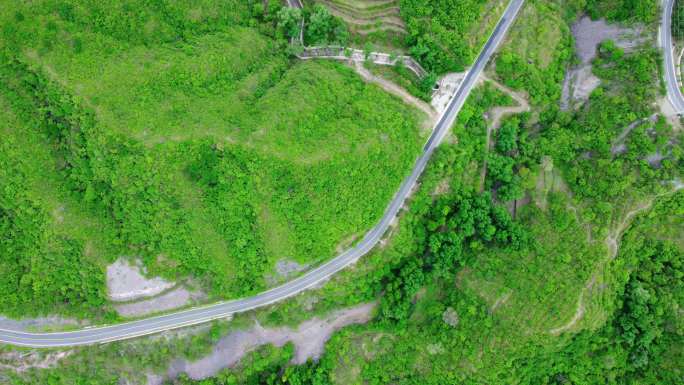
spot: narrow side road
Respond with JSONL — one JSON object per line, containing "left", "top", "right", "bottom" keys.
{"left": 0, "top": 0, "right": 525, "bottom": 348}
{"left": 351, "top": 61, "right": 437, "bottom": 124}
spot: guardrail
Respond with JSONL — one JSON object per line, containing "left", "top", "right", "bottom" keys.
{"left": 297, "top": 46, "right": 428, "bottom": 78}
{"left": 283, "top": 1, "right": 427, "bottom": 78}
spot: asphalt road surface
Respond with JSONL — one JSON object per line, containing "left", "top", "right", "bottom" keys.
{"left": 663, "top": 0, "right": 684, "bottom": 113}
{"left": 0, "top": 0, "right": 525, "bottom": 348}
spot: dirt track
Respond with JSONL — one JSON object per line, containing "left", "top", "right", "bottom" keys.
{"left": 479, "top": 75, "right": 531, "bottom": 191}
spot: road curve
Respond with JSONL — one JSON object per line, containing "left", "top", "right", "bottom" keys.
{"left": 0, "top": 0, "right": 525, "bottom": 348}
{"left": 663, "top": 0, "right": 684, "bottom": 113}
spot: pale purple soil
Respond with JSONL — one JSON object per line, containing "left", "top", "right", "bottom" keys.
{"left": 561, "top": 16, "right": 648, "bottom": 110}
{"left": 107, "top": 258, "right": 175, "bottom": 302}
{"left": 160, "top": 303, "right": 375, "bottom": 382}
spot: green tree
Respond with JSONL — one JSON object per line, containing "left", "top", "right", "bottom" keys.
{"left": 277, "top": 7, "right": 303, "bottom": 41}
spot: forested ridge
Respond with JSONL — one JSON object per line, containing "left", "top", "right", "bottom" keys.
{"left": 0, "top": 0, "right": 424, "bottom": 317}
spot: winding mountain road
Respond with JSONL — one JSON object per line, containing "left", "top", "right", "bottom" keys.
{"left": 663, "top": 0, "right": 684, "bottom": 113}
{"left": 0, "top": 0, "right": 525, "bottom": 348}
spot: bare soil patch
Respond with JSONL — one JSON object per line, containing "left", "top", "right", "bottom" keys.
{"left": 561, "top": 16, "right": 649, "bottom": 110}
{"left": 165, "top": 303, "right": 375, "bottom": 381}
{"left": 114, "top": 286, "right": 207, "bottom": 318}
{"left": 0, "top": 350, "right": 72, "bottom": 373}
{"left": 107, "top": 258, "right": 175, "bottom": 302}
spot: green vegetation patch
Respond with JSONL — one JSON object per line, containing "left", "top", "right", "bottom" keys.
{"left": 0, "top": 95, "right": 110, "bottom": 318}
{"left": 0, "top": 0, "right": 426, "bottom": 315}
{"left": 496, "top": 0, "right": 573, "bottom": 105}
{"left": 311, "top": 0, "right": 407, "bottom": 51}
{"left": 401, "top": 0, "right": 504, "bottom": 74}
{"left": 586, "top": 0, "right": 659, "bottom": 24}
{"left": 363, "top": 62, "right": 433, "bottom": 101}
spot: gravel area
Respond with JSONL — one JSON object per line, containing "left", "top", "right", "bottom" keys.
{"left": 561, "top": 66, "right": 601, "bottom": 110}
{"left": 572, "top": 17, "right": 646, "bottom": 65}
{"left": 674, "top": 179, "right": 684, "bottom": 190}
{"left": 114, "top": 286, "right": 206, "bottom": 318}
{"left": 657, "top": 96, "right": 682, "bottom": 129}
{"left": 107, "top": 258, "right": 175, "bottom": 302}
{"left": 647, "top": 151, "right": 665, "bottom": 167}
{"left": 561, "top": 16, "right": 648, "bottom": 110}
{"left": 163, "top": 302, "right": 375, "bottom": 381}
{"left": 432, "top": 72, "right": 466, "bottom": 115}
{"left": 275, "top": 259, "right": 308, "bottom": 277}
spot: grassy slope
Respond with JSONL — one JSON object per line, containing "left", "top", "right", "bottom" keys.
{"left": 503, "top": 0, "right": 565, "bottom": 69}
{"left": 0, "top": 92, "right": 114, "bottom": 317}
{"left": 400, "top": 0, "right": 506, "bottom": 73}
{"left": 0, "top": 95, "right": 116, "bottom": 266}
{"left": 495, "top": 0, "right": 573, "bottom": 105}
{"left": 0, "top": 1, "right": 425, "bottom": 312}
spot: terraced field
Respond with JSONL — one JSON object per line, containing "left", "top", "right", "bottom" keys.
{"left": 307, "top": 0, "right": 407, "bottom": 50}
{"left": 311, "top": 0, "right": 406, "bottom": 35}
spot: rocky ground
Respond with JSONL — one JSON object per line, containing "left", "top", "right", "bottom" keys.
{"left": 561, "top": 16, "right": 649, "bottom": 110}
{"left": 107, "top": 258, "right": 175, "bottom": 302}
{"left": 107, "top": 258, "right": 206, "bottom": 318}
{"left": 153, "top": 303, "right": 375, "bottom": 383}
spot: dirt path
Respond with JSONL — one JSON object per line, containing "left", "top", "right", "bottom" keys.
{"left": 549, "top": 203, "right": 647, "bottom": 334}
{"left": 478, "top": 75, "right": 531, "bottom": 191}
{"left": 352, "top": 61, "right": 437, "bottom": 128}
{"left": 490, "top": 292, "right": 511, "bottom": 313}
{"left": 548, "top": 189, "right": 680, "bottom": 335}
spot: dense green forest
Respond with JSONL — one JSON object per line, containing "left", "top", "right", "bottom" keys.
{"left": 399, "top": 0, "right": 499, "bottom": 74}
{"left": 585, "top": 0, "right": 659, "bottom": 23}
{"left": 0, "top": 0, "right": 425, "bottom": 317}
